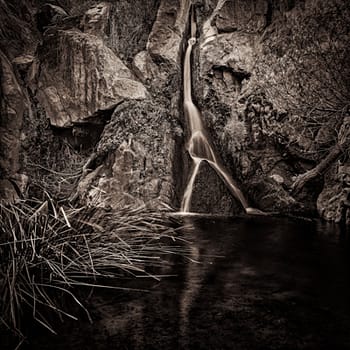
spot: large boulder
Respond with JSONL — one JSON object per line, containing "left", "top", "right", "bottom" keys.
{"left": 37, "top": 29, "right": 148, "bottom": 127}
{"left": 189, "top": 160, "right": 245, "bottom": 215}
{"left": 76, "top": 99, "right": 183, "bottom": 209}
{"left": 147, "top": 0, "right": 191, "bottom": 69}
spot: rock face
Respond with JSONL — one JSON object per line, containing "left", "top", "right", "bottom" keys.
{"left": 133, "top": 0, "right": 191, "bottom": 94}
{"left": 190, "top": 0, "right": 349, "bottom": 221}
{"left": 147, "top": 0, "right": 190, "bottom": 69}
{"left": 0, "top": 49, "right": 31, "bottom": 201}
{"left": 76, "top": 99, "right": 182, "bottom": 209}
{"left": 0, "top": 51, "right": 26, "bottom": 177}
{"left": 213, "top": 0, "right": 268, "bottom": 33}
{"left": 0, "top": 0, "right": 349, "bottom": 224}
{"left": 37, "top": 28, "right": 148, "bottom": 127}
{"left": 190, "top": 0, "right": 305, "bottom": 214}
{"left": 70, "top": 0, "right": 190, "bottom": 208}
{"left": 317, "top": 164, "right": 350, "bottom": 223}
{"left": 189, "top": 161, "right": 244, "bottom": 214}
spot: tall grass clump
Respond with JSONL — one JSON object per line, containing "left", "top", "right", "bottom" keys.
{"left": 0, "top": 197, "right": 188, "bottom": 338}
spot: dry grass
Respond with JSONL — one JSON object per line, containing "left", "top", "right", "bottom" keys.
{"left": 0, "top": 196, "right": 190, "bottom": 338}
{"left": 27, "top": 139, "right": 87, "bottom": 202}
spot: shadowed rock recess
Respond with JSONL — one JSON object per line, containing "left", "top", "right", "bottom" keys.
{"left": 0, "top": 0, "right": 349, "bottom": 223}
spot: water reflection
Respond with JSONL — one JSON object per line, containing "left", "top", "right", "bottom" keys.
{"left": 17, "top": 217, "right": 350, "bottom": 349}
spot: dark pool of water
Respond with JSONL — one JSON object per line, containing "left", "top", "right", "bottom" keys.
{"left": 6, "top": 216, "right": 350, "bottom": 350}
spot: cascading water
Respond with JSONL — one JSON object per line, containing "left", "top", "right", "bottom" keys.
{"left": 181, "top": 8, "right": 262, "bottom": 215}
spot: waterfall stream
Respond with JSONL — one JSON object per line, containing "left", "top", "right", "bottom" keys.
{"left": 181, "top": 9, "right": 262, "bottom": 215}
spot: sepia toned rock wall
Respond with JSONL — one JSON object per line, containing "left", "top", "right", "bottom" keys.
{"left": 0, "top": 0, "right": 349, "bottom": 223}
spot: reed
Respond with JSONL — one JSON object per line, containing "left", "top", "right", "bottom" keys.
{"left": 0, "top": 196, "right": 188, "bottom": 338}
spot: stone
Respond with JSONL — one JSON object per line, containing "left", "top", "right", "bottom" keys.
{"left": 81, "top": 2, "right": 110, "bottom": 37}
{"left": 270, "top": 174, "right": 284, "bottom": 184}
{"left": 245, "top": 177, "right": 301, "bottom": 212}
{"left": 0, "top": 50, "right": 28, "bottom": 177}
{"left": 77, "top": 99, "right": 181, "bottom": 209}
{"left": 147, "top": 0, "right": 191, "bottom": 71}
{"left": 317, "top": 162, "right": 350, "bottom": 223}
{"left": 11, "top": 173, "right": 29, "bottom": 194}
{"left": 133, "top": 51, "right": 166, "bottom": 85}
{"left": 214, "top": 0, "right": 268, "bottom": 33}
{"left": 200, "top": 32, "right": 256, "bottom": 78}
{"left": 0, "top": 179, "right": 19, "bottom": 203}
{"left": 190, "top": 160, "right": 244, "bottom": 215}
{"left": 12, "top": 54, "right": 34, "bottom": 73}
{"left": 37, "top": 29, "right": 148, "bottom": 127}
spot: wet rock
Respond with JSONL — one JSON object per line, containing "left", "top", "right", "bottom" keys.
{"left": 190, "top": 161, "right": 244, "bottom": 215}
{"left": 37, "top": 29, "right": 148, "bottom": 127}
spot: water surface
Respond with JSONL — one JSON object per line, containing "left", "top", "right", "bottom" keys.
{"left": 14, "top": 217, "right": 350, "bottom": 349}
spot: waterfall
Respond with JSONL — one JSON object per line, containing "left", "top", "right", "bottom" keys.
{"left": 181, "top": 8, "right": 263, "bottom": 215}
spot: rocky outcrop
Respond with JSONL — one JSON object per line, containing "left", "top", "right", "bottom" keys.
{"left": 1, "top": 0, "right": 190, "bottom": 207}
{"left": 190, "top": 0, "right": 349, "bottom": 220}
{"left": 317, "top": 164, "right": 350, "bottom": 223}
{"left": 200, "top": 32, "right": 256, "bottom": 78}
{"left": 0, "top": 51, "right": 26, "bottom": 177}
{"left": 106, "top": 0, "right": 160, "bottom": 63}
{"left": 76, "top": 99, "right": 182, "bottom": 209}
{"left": 37, "top": 28, "right": 148, "bottom": 127}
{"left": 74, "top": 0, "right": 191, "bottom": 208}
{"left": 133, "top": 0, "right": 191, "bottom": 92}
{"left": 213, "top": 0, "right": 268, "bottom": 33}
{"left": 147, "top": 0, "right": 191, "bottom": 69}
